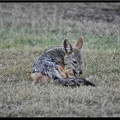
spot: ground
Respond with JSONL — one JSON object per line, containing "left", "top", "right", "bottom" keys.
{"left": 0, "top": 3, "right": 120, "bottom": 117}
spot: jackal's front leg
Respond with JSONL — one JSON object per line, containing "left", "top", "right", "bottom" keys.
{"left": 57, "top": 65, "right": 74, "bottom": 78}
{"left": 65, "top": 69, "right": 75, "bottom": 78}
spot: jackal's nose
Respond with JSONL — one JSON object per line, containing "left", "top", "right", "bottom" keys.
{"left": 79, "top": 71, "right": 83, "bottom": 74}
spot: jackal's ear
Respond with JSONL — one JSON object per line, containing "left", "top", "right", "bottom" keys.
{"left": 63, "top": 39, "right": 73, "bottom": 55}
{"left": 75, "top": 36, "right": 83, "bottom": 49}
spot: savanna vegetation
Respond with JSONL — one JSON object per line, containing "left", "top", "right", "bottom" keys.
{"left": 0, "top": 3, "right": 120, "bottom": 117}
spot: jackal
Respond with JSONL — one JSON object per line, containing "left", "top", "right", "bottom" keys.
{"left": 30, "top": 36, "right": 95, "bottom": 87}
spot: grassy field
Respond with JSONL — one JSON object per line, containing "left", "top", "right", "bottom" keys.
{"left": 0, "top": 3, "right": 120, "bottom": 117}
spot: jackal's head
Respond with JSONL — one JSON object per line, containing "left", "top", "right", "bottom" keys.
{"left": 63, "top": 36, "right": 83, "bottom": 77}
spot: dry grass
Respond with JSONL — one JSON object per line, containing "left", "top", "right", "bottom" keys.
{"left": 0, "top": 3, "right": 120, "bottom": 117}
{"left": 0, "top": 47, "right": 120, "bottom": 117}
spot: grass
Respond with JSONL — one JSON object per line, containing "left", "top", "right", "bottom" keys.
{"left": 0, "top": 29, "right": 120, "bottom": 117}
{"left": 0, "top": 3, "right": 120, "bottom": 117}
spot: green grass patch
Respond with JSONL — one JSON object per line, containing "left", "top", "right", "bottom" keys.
{"left": 0, "top": 27, "right": 120, "bottom": 51}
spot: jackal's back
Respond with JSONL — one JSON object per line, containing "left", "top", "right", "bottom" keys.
{"left": 31, "top": 46, "right": 65, "bottom": 79}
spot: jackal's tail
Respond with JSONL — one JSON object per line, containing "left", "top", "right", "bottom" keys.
{"left": 54, "top": 77, "right": 95, "bottom": 87}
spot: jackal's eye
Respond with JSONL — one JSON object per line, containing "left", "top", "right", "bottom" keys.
{"left": 72, "top": 60, "right": 77, "bottom": 64}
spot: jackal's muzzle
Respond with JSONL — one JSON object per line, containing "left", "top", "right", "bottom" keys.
{"left": 73, "top": 69, "right": 82, "bottom": 77}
